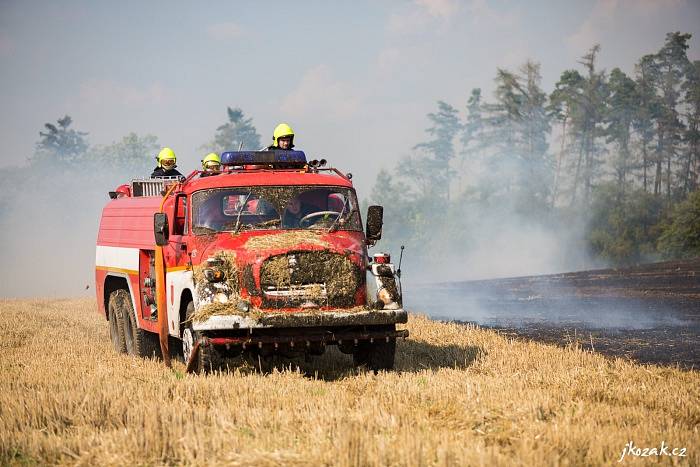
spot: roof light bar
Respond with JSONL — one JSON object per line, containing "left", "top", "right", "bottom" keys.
{"left": 220, "top": 150, "right": 307, "bottom": 167}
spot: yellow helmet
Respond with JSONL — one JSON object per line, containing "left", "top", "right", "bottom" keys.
{"left": 201, "top": 152, "right": 221, "bottom": 171}
{"left": 272, "top": 123, "right": 294, "bottom": 147}
{"left": 157, "top": 147, "right": 176, "bottom": 167}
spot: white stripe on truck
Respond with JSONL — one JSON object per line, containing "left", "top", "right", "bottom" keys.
{"left": 96, "top": 245, "right": 140, "bottom": 271}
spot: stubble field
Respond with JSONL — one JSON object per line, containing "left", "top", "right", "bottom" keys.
{"left": 1, "top": 298, "right": 698, "bottom": 466}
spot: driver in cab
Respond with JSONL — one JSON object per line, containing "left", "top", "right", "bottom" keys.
{"left": 282, "top": 197, "right": 316, "bottom": 228}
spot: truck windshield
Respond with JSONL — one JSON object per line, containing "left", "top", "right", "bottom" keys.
{"left": 192, "top": 186, "right": 362, "bottom": 235}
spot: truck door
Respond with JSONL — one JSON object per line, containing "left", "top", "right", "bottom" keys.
{"left": 166, "top": 194, "right": 190, "bottom": 336}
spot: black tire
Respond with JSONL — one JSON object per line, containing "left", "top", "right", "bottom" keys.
{"left": 182, "top": 301, "right": 221, "bottom": 373}
{"left": 107, "top": 291, "right": 127, "bottom": 354}
{"left": 116, "top": 289, "right": 161, "bottom": 359}
{"left": 352, "top": 325, "right": 396, "bottom": 372}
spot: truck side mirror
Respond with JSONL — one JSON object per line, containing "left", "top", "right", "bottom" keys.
{"left": 365, "top": 205, "right": 383, "bottom": 242}
{"left": 154, "top": 213, "right": 169, "bottom": 246}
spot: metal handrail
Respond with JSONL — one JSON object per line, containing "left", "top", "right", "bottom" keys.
{"left": 130, "top": 177, "right": 181, "bottom": 197}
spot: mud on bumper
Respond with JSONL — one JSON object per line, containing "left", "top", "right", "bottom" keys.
{"left": 192, "top": 308, "right": 408, "bottom": 331}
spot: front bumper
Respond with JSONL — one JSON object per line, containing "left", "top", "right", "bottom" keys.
{"left": 192, "top": 308, "right": 408, "bottom": 331}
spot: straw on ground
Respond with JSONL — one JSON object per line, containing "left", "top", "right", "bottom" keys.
{"left": 0, "top": 298, "right": 697, "bottom": 466}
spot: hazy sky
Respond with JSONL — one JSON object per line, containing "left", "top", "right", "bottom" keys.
{"left": 1, "top": 0, "right": 699, "bottom": 193}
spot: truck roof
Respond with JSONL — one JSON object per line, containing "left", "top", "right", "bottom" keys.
{"left": 183, "top": 169, "right": 354, "bottom": 193}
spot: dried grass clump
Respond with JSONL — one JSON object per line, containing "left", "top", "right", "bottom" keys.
{"left": 243, "top": 230, "right": 331, "bottom": 251}
{"left": 192, "top": 250, "right": 240, "bottom": 294}
{"left": 2, "top": 298, "right": 698, "bottom": 466}
{"left": 260, "top": 251, "right": 361, "bottom": 307}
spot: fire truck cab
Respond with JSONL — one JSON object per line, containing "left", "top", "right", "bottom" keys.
{"left": 95, "top": 151, "right": 407, "bottom": 373}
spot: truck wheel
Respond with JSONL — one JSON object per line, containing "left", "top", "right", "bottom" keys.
{"left": 116, "top": 289, "right": 161, "bottom": 359}
{"left": 352, "top": 325, "right": 397, "bottom": 372}
{"left": 107, "top": 291, "right": 127, "bottom": 353}
{"left": 182, "top": 301, "right": 221, "bottom": 373}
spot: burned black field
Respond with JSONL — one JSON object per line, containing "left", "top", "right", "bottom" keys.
{"left": 408, "top": 259, "right": 700, "bottom": 369}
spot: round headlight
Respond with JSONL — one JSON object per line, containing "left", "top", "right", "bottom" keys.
{"left": 203, "top": 268, "right": 225, "bottom": 282}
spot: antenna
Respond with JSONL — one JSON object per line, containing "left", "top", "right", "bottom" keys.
{"left": 238, "top": 141, "right": 244, "bottom": 150}
{"left": 397, "top": 245, "right": 405, "bottom": 278}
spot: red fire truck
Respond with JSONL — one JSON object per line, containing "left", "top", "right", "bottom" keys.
{"left": 95, "top": 151, "right": 407, "bottom": 373}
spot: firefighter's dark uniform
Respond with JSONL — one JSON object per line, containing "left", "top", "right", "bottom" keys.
{"left": 150, "top": 167, "right": 183, "bottom": 178}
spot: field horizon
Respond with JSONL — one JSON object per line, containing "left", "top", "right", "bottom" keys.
{"left": 1, "top": 297, "right": 697, "bottom": 465}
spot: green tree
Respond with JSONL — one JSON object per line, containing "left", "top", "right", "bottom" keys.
{"left": 203, "top": 107, "right": 261, "bottom": 153}
{"left": 479, "top": 69, "right": 522, "bottom": 201}
{"left": 369, "top": 169, "right": 415, "bottom": 248}
{"left": 549, "top": 70, "right": 584, "bottom": 205}
{"left": 587, "top": 182, "right": 664, "bottom": 265}
{"left": 480, "top": 62, "right": 551, "bottom": 213}
{"left": 33, "top": 115, "right": 88, "bottom": 168}
{"left": 412, "top": 101, "right": 461, "bottom": 201}
{"left": 459, "top": 90, "right": 483, "bottom": 162}
{"left": 633, "top": 54, "right": 661, "bottom": 192}
{"left": 657, "top": 190, "right": 700, "bottom": 258}
{"left": 680, "top": 60, "right": 700, "bottom": 194}
{"left": 91, "top": 132, "right": 160, "bottom": 174}
{"left": 551, "top": 46, "right": 608, "bottom": 206}
{"left": 516, "top": 61, "right": 552, "bottom": 211}
{"left": 606, "top": 68, "right": 640, "bottom": 189}
{"left": 651, "top": 32, "right": 691, "bottom": 198}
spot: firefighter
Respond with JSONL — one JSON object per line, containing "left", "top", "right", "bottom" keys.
{"left": 201, "top": 152, "right": 221, "bottom": 175}
{"left": 282, "top": 197, "right": 315, "bottom": 228}
{"left": 267, "top": 123, "right": 295, "bottom": 150}
{"left": 151, "top": 147, "right": 182, "bottom": 178}
{"left": 196, "top": 196, "right": 229, "bottom": 231}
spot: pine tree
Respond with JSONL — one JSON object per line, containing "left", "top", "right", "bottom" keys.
{"left": 412, "top": 101, "right": 461, "bottom": 201}
{"left": 458, "top": 88, "right": 483, "bottom": 192}
{"left": 480, "top": 62, "right": 551, "bottom": 211}
{"left": 680, "top": 60, "right": 700, "bottom": 194}
{"left": 480, "top": 69, "right": 522, "bottom": 199}
{"left": 651, "top": 32, "right": 691, "bottom": 199}
{"left": 34, "top": 115, "right": 89, "bottom": 168}
{"left": 606, "top": 68, "right": 640, "bottom": 189}
{"left": 549, "top": 70, "right": 584, "bottom": 205}
{"left": 551, "top": 45, "right": 608, "bottom": 206}
{"left": 518, "top": 61, "right": 552, "bottom": 209}
{"left": 92, "top": 133, "right": 160, "bottom": 174}
{"left": 203, "top": 107, "right": 261, "bottom": 153}
{"left": 633, "top": 54, "right": 661, "bottom": 193}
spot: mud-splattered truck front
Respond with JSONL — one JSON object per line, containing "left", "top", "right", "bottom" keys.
{"left": 95, "top": 151, "right": 407, "bottom": 373}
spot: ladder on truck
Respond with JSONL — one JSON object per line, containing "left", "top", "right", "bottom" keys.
{"left": 131, "top": 177, "right": 182, "bottom": 197}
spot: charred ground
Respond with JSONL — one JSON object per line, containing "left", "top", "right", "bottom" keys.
{"left": 408, "top": 259, "right": 700, "bottom": 369}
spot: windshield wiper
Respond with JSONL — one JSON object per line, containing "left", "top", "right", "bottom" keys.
{"left": 234, "top": 192, "right": 252, "bottom": 233}
{"left": 327, "top": 202, "right": 349, "bottom": 233}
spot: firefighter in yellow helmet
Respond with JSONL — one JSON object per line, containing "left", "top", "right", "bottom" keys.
{"left": 267, "top": 123, "right": 295, "bottom": 150}
{"left": 201, "top": 152, "right": 221, "bottom": 174}
{"left": 151, "top": 147, "right": 182, "bottom": 178}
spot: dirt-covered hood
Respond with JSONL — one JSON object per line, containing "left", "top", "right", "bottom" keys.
{"left": 191, "top": 229, "right": 368, "bottom": 311}
{"left": 193, "top": 229, "right": 367, "bottom": 266}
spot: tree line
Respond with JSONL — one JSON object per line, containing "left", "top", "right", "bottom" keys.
{"left": 370, "top": 32, "right": 700, "bottom": 267}
{"left": 4, "top": 32, "right": 698, "bottom": 274}
{"left": 27, "top": 107, "right": 263, "bottom": 176}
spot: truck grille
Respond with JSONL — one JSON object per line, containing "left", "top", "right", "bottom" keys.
{"left": 260, "top": 251, "right": 362, "bottom": 308}
{"left": 263, "top": 283, "right": 328, "bottom": 299}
